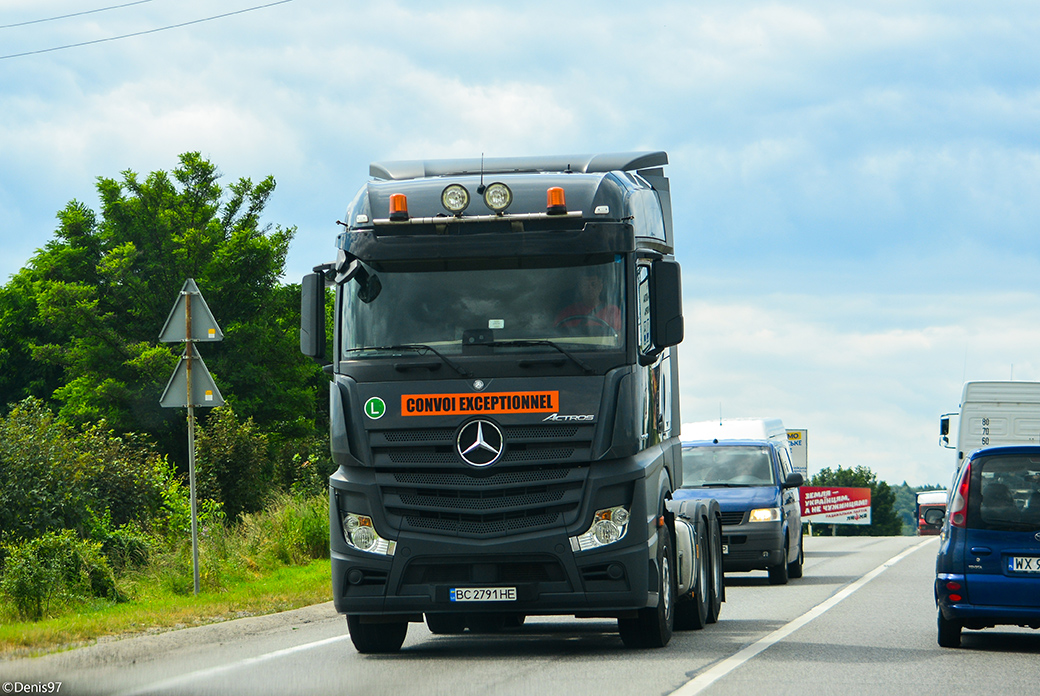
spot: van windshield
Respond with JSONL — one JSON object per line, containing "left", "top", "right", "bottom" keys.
{"left": 968, "top": 454, "right": 1040, "bottom": 531}
{"left": 682, "top": 446, "right": 775, "bottom": 487}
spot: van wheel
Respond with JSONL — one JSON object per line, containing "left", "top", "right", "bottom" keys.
{"left": 787, "top": 540, "right": 804, "bottom": 579}
{"left": 619, "top": 528, "right": 676, "bottom": 648}
{"left": 937, "top": 609, "right": 962, "bottom": 648}
{"left": 768, "top": 546, "right": 789, "bottom": 585}
{"left": 346, "top": 615, "right": 408, "bottom": 653}
{"left": 676, "top": 521, "right": 709, "bottom": 630}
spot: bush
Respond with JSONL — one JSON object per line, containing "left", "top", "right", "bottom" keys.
{"left": 195, "top": 405, "right": 273, "bottom": 520}
{"left": 0, "top": 398, "right": 167, "bottom": 544}
{"left": 1, "top": 530, "right": 117, "bottom": 621}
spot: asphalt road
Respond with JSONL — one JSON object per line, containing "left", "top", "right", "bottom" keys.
{"left": 3, "top": 535, "right": 1039, "bottom": 696}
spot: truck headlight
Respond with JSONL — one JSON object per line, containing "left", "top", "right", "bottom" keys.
{"left": 342, "top": 513, "right": 396, "bottom": 556}
{"left": 748, "top": 507, "right": 781, "bottom": 523}
{"left": 570, "top": 506, "right": 630, "bottom": 552}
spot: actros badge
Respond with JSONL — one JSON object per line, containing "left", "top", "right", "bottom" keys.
{"left": 456, "top": 419, "right": 504, "bottom": 467}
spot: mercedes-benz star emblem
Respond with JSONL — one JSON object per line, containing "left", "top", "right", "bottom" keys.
{"left": 456, "top": 419, "right": 504, "bottom": 467}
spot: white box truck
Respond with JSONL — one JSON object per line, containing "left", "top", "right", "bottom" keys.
{"left": 940, "top": 381, "right": 1040, "bottom": 470}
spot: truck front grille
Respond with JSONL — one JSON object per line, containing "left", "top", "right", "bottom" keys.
{"left": 377, "top": 466, "right": 588, "bottom": 539}
{"left": 370, "top": 424, "right": 592, "bottom": 468}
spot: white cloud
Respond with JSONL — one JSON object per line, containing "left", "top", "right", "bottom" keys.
{"left": 679, "top": 291, "right": 1040, "bottom": 486}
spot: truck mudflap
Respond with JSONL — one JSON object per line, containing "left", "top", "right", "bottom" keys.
{"left": 667, "top": 497, "right": 725, "bottom": 629}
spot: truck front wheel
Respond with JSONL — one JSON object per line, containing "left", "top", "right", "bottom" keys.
{"left": 619, "top": 528, "right": 676, "bottom": 648}
{"left": 346, "top": 615, "right": 408, "bottom": 653}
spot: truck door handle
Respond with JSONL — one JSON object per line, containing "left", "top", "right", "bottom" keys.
{"left": 970, "top": 547, "right": 992, "bottom": 555}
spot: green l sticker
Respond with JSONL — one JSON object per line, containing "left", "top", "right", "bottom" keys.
{"left": 364, "top": 397, "right": 386, "bottom": 419}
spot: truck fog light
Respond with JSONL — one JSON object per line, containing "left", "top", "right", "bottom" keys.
{"left": 483, "top": 182, "right": 512, "bottom": 212}
{"left": 570, "top": 506, "right": 630, "bottom": 552}
{"left": 341, "top": 513, "right": 396, "bottom": 556}
{"left": 441, "top": 184, "right": 470, "bottom": 213}
{"left": 748, "top": 507, "right": 780, "bottom": 523}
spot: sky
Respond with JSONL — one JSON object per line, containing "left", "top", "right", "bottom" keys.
{"left": 3, "top": 0, "right": 1040, "bottom": 487}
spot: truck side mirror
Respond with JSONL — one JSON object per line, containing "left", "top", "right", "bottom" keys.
{"left": 300, "top": 272, "right": 326, "bottom": 359}
{"left": 923, "top": 508, "right": 945, "bottom": 526}
{"left": 939, "top": 414, "right": 955, "bottom": 448}
{"left": 651, "top": 259, "right": 683, "bottom": 350}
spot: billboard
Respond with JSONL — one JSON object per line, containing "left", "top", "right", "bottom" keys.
{"left": 786, "top": 429, "right": 807, "bottom": 476}
{"left": 800, "top": 486, "right": 872, "bottom": 525}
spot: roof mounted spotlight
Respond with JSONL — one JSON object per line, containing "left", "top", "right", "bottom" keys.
{"left": 546, "top": 186, "right": 567, "bottom": 215}
{"left": 389, "top": 193, "right": 409, "bottom": 221}
{"left": 441, "top": 184, "right": 470, "bottom": 214}
{"left": 482, "top": 182, "right": 512, "bottom": 213}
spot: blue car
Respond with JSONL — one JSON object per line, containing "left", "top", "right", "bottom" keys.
{"left": 934, "top": 445, "right": 1040, "bottom": 647}
{"left": 674, "top": 439, "right": 804, "bottom": 585}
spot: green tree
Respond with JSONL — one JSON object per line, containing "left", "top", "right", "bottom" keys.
{"left": 809, "top": 465, "right": 902, "bottom": 536}
{"left": 0, "top": 153, "right": 326, "bottom": 468}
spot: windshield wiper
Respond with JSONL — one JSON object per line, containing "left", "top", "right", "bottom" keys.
{"left": 471, "top": 339, "right": 595, "bottom": 374}
{"left": 346, "top": 344, "right": 472, "bottom": 377}
{"left": 696, "top": 483, "right": 754, "bottom": 488}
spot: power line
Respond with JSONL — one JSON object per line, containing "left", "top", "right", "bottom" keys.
{"left": 0, "top": 0, "right": 161, "bottom": 30}
{"left": 0, "top": 0, "right": 295, "bottom": 60}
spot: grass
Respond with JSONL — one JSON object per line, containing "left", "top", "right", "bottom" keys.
{"left": 0, "top": 558, "right": 331, "bottom": 657}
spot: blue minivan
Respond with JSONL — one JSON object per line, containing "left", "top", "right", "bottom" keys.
{"left": 674, "top": 438, "right": 804, "bottom": 585}
{"left": 934, "top": 445, "right": 1040, "bottom": 647}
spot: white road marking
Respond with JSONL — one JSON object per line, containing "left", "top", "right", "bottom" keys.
{"left": 115, "top": 633, "right": 352, "bottom": 696}
{"left": 669, "top": 537, "right": 938, "bottom": 696}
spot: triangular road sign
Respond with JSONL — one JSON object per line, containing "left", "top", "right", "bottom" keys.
{"left": 159, "top": 351, "right": 225, "bottom": 408}
{"left": 159, "top": 278, "right": 224, "bottom": 343}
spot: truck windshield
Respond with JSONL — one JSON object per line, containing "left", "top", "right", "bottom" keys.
{"left": 681, "top": 446, "right": 775, "bottom": 487}
{"left": 340, "top": 258, "right": 625, "bottom": 358}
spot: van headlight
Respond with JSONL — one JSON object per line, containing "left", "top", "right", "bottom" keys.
{"left": 570, "top": 506, "right": 630, "bottom": 551}
{"left": 342, "top": 513, "right": 396, "bottom": 555}
{"left": 748, "top": 507, "right": 781, "bottom": 522}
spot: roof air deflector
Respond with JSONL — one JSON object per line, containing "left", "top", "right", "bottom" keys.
{"left": 369, "top": 151, "right": 669, "bottom": 181}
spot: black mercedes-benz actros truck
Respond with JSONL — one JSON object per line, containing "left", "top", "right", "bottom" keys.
{"left": 300, "top": 151, "right": 723, "bottom": 652}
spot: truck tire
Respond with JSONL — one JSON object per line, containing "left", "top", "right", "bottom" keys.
{"left": 706, "top": 517, "right": 724, "bottom": 623}
{"left": 619, "top": 527, "right": 676, "bottom": 648}
{"left": 346, "top": 615, "right": 408, "bottom": 653}
{"left": 675, "top": 520, "right": 709, "bottom": 630}
{"left": 768, "top": 545, "right": 790, "bottom": 585}
{"left": 425, "top": 613, "right": 467, "bottom": 635}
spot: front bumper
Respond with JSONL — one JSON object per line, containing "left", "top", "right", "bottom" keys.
{"left": 722, "top": 520, "right": 784, "bottom": 572}
{"left": 331, "top": 529, "right": 657, "bottom": 617}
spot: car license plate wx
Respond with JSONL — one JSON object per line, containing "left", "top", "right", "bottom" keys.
{"left": 1009, "top": 556, "right": 1040, "bottom": 573}
{"left": 450, "top": 587, "right": 517, "bottom": 602}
